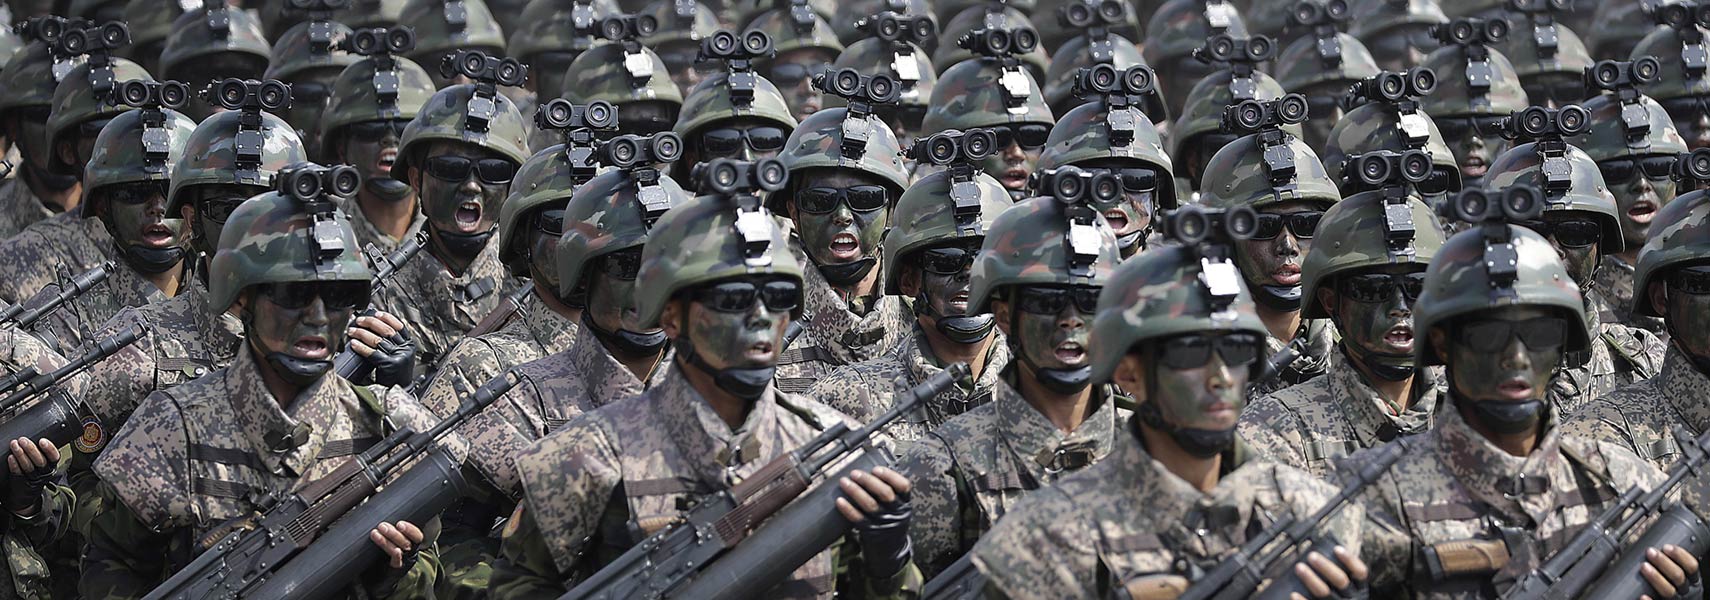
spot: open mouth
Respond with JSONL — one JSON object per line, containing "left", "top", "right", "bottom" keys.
{"left": 1204, "top": 399, "right": 1237, "bottom": 418}
{"left": 948, "top": 292, "right": 970, "bottom": 313}
{"left": 141, "top": 223, "right": 175, "bottom": 247}
{"left": 1497, "top": 378, "right": 1534, "bottom": 400}
{"left": 1628, "top": 200, "right": 1658, "bottom": 225}
{"left": 1272, "top": 264, "right": 1302, "bottom": 286}
{"left": 376, "top": 148, "right": 397, "bottom": 174}
{"left": 828, "top": 232, "right": 861, "bottom": 260}
{"left": 1102, "top": 208, "right": 1130, "bottom": 232}
{"left": 1384, "top": 324, "right": 1414, "bottom": 351}
{"left": 454, "top": 200, "right": 483, "bottom": 232}
{"left": 292, "top": 336, "right": 330, "bottom": 359}
{"left": 1054, "top": 341, "right": 1086, "bottom": 364}
{"left": 1462, "top": 156, "right": 1487, "bottom": 178}
{"left": 1002, "top": 167, "right": 1028, "bottom": 189}
{"left": 745, "top": 340, "right": 776, "bottom": 361}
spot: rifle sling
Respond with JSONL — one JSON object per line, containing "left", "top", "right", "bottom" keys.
{"left": 184, "top": 437, "right": 380, "bottom": 501}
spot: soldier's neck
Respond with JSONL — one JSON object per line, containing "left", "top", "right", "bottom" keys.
{"left": 144, "top": 260, "right": 186, "bottom": 299}
{"left": 23, "top": 168, "right": 79, "bottom": 213}
{"left": 533, "top": 284, "right": 580, "bottom": 323}
{"left": 1255, "top": 303, "right": 1301, "bottom": 345}
{"left": 1616, "top": 247, "right": 1640, "bottom": 266}
{"left": 356, "top": 188, "right": 418, "bottom": 244}
{"left": 830, "top": 262, "right": 883, "bottom": 308}
{"left": 427, "top": 229, "right": 479, "bottom": 276}
{"left": 1456, "top": 402, "right": 1541, "bottom": 457}
{"left": 678, "top": 357, "right": 756, "bottom": 430}
{"left": 252, "top": 347, "right": 309, "bottom": 410}
{"left": 1345, "top": 345, "right": 1415, "bottom": 414}
{"left": 1138, "top": 422, "right": 1222, "bottom": 493}
{"left": 1016, "top": 366, "right": 1095, "bottom": 434}
{"left": 918, "top": 320, "right": 995, "bottom": 381}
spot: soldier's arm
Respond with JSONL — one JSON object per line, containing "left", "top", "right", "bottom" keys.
{"left": 490, "top": 419, "right": 624, "bottom": 595}
{"left": 1236, "top": 394, "right": 1312, "bottom": 472}
{"left": 80, "top": 395, "right": 194, "bottom": 599}
{"left": 1560, "top": 398, "right": 1648, "bottom": 460}
{"left": 893, "top": 435, "right": 964, "bottom": 579}
{"left": 488, "top": 503, "right": 571, "bottom": 598}
{"left": 808, "top": 365, "right": 882, "bottom": 422}
{"left": 9, "top": 479, "right": 74, "bottom": 549}
{"left": 79, "top": 482, "right": 179, "bottom": 599}
{"left": 967, "top": 486, "right": 1100, "bottom": 600}
{"left": 361, "top": 516, "right": 445, "bottom": 599}
{"left": 1332, "top": 456, "right": 1413, "bottom": 597}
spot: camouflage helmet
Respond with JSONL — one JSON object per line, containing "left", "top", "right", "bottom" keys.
{"left": 553, "top": 167, "right": 692, "bottom": 295}
{"left": 399, "top": 0, "right": 506, "bottom": 66}
{"left": 67, "top": 0, "right": 124, "bottom": 21}
{"left": 936, "top": 0, "right": 1035, "bottom": 22}
{"left": 1034, "top": 1, "right": 1141, "bottom": 55}
{"left": 1277, "top": 32, "right": 1381, "bottom": 92}
{"left": 208, "top": 188, "right": 373, "bottom": 312}
{"left": 506, "top": 0, "right": 621, "bottom": 62}
{"left": 674, "top": 70, "right": 799, "bottom": 139}
{"left": 1042, "top": 33, "right": 1168, "bottom": 120}
{"left": 1414, "top": 224, "right": 1589, "bottom": 364}
{"left": 83, "top": 106, "right": 198, "bottom": 199}
{"left": 46, "top": 58, "right": 152, "bottom": 175}
{"left": 1633, "top": 25, "right": 1710, "bottom": 101}
{"left": 1634, "top": 187, "right": 1710, "bottom": 317}
{"left": 1036, "top": 100, "right": 1176, "bottom": 207}
{"left": 158, "top": 4, "right": 272, "bottom": 84}
{"left": 1484, "top": 140, "right": 1625, "bottom": 253}
{"left": 778, "top": 107, "right": 910, "bottom": 197}
{"left": 831, "top": 0, "right": 937, "bottom": 49}
{"left": 1142, "top": 0, "right": 1249, "bottom": 68}
{"left": 634, "top": 193, "right": 804, "bottom": 327}
{"left": 166, "top": 109, "right": 308, "bottom": 217}
{"left": 639, "top": 0, "right": 720, "bottom": 48}
{"left": 1571, "top": 92, "right": 1689, "bottom": 163}
{"left": 319, "top": 54, "right": 438, "bottom": 160}
{"left": 0, "top": 43, "right": 64, "bottom": 121}
{"left": 1087, "top": 239, "right": 1267, "bottom": 384}
{"left": 1348, "top": 0, "right": 1447, "bottom": 41}
{"left": 882, "top": 167, "right": 1014, "bottom": 294}
{"left": 1198, "top": 133, "right": 1343, "bottom": 211}
{"left": 1418, "top": 43, "right": 1529, "bottom": 117}
{"left": 1299, "top": 191, "right": 1446, "bottom": 318}
{"left": 825, "top": 37, "right": 938, "bottom": 113}
{"left": 1492, "top": 19, "right": 1593, "bottom": 90}
{"left": 727, "top": 0, "right": 836, "bottom": 31}
{"left": 932, "top": 6, "right": 1051, "bottom": 82}
{"left": 1167, "top": 69, "right": 1299, "bottom": 168}
{"left": 393, "top": 83, "right": 532, "bottom": 181}
{"left": 744, "top": 7, "right": 844, "bottom": 65}
{"left": 264, "top": 20, "right": 360, "bottom": 83}
{"left": 560, "top": 41, "right": 684, "bottom": 109}
{"left": 1321, "top": 101, "right": 1460, "bottom": 191}
{"left": 119, "top": 0, "right": 185, "bottom": 70}
{"left": 341, "top": 0, "right": 411, "bottom": 27}
{"left": 967, "top": 195, "right": 1123, "bottom": 314}
{"left": 920, "top": 57, "right": 1054, "bottom": 134}
{"left": 1586, "top": 0, "right": 1659, "bottom": 63}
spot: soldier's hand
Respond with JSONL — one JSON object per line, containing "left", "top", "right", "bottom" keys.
{"left": 348, "top": 310, "right": 404, "bottom": 357}
{"left": 348, "top": 311, "right": 416, "bottom": 387}
{"left": 368, "top": 520, "right": 425, "bottom": 569}
{"left": 1640, "top": 544, "right": 1700, "bottom": 599}
{"left": 836, "top": 467, "right": 914, "bottom": 578}
{"left": 5, "top": 437, "right": 59, "bottom": 517}
{"left": 1288, "top": 546, "right": 1367, "bottom": 600}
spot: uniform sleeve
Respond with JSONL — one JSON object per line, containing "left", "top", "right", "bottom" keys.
{"left": 502, "top": 418, "right": 624, "bottom": 582}
{"left": 1560, "top": 398, "right": 1648, "bottom": 461}
{"left": 360, "top": 516, "right": 445, "bottom": 599}
{"left": 1237, "top": 394, "right": 1311, "bottom": 472}
{"left": 79, "top": 482, "right": 178, "bottom": 599}
{"left": 1333, "top": 455, "right": 1414, "bottom": 597}
{"left": 809, "top": 365, "right": 884, "bottom": 423}
{"left": 488, "top": 503, "right": 571, "bottom": 598}
{"left": 893, "top": 435, "right": 965, "bottom": 578}
{"left": 419, "top": 348, "right": 536, "bottom": 494}
{"left": 374, "top": 384, "right": 470, "bottom": 464}
{"left": 968, "top": 487, "right": 1101, "bottom": 600}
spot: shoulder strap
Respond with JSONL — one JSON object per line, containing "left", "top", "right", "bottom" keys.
{"left": 773, "top": 393, "right": 829, "bottom": 432}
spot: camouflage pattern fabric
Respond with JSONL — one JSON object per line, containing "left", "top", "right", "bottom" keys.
{"left": 1240, "top": 350, "right": 1446, "bottom": 478}
{"left": 1251, "top": 317, "right": 1336, "bottom": 397}
{"left": 1347, "top": 399, "right": 1666, "bottom": 597}
{"left": 0, "top": 323, "right": 78, "bottom": 600}
{"left": 1594, "top": 254, "right": 1668, "bottom": 338}
{"left": 1564, "top": 348, "right": 1710, "bottom": 470}
{"left": 810, "top": 327, "right": 1011, "bottom": 444}
{"left": 489, "top": 363, "right": 915, "bottom": 598}
{"left": 895, "top": 379, "right": 1130, "bottom": 580}
{"left": 82, "top": 348, "right": 459, "bottom": 599}
{"left": 0, "top": 211, "right": 115, "bottom": 309}
{"left": 337, "top": 195, "right": 427, "bottom": 255}
{"left": 773, "top": 256, "right": 912, "bottom": 394}
{"left": 26, "top": 218, "right": 177, "bottom": 351}
{"left": 370, "top": 238, "right": 521, "bottom": 370}
{"left": 969, "top": 432, "right": 1361, "bottom": 599}
{"left": 1549, "top": 291, "right": 1666, "bottom": 416}
{"left": 0, "top": 178, "right": 56, "bottom": 241}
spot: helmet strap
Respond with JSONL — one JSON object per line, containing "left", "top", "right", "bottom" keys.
{"left": 815, "top": 257, "right": 878, "bottom": 287}
{"left": 675, "top": 335, "right": 774, "bottom": 401}
{"left": 117, "top": 240, "right": 186, "bottom": 275}
{"left": 1253, "top": 283, "right": 1303, "bottom": 311}
{"left": 1453, "top": 389, "right": 1546, "bottom": 435}
{"left": 1134, "top": 380, "right": 1233, "bottom": 458}
{"left": 23, "top": 160, "right": 78, "bottom": 193}
{"left": 912, "top": 287, "right": 995, "bottom": 344}
{"left": 582, "top": 312, "right": 668, "bottom": 359}
{"left": 431, "top": 226, "right": 496, "bottom": 260}
{"left": 364, "top": 177, "right": 413, "bottom": 202}
{"left": 1116, "top": 228, "right": 1146, "bottom": 255}
{"left": 1340, "top": 342, "right": 1415, "bottom": 382}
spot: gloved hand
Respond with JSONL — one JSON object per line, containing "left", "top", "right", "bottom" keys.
{"left": 5, "top": 437, "right": 59, "bottom": 517}
{"left": 836, "top": 467, "right": 914, "bottom": 579}
{"left": 348, "top": 311, "right": 416, "bottom": 388}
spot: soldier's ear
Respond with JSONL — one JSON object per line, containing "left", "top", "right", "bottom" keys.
{"left": 991, "top": 299, "right": 1011, "bottom": 336}
{"left": 1112, "top": 351, "right": 1147, "bottom": 404}
{"left": 1428, "top": 327, "right": 1450, "bottom": 363}
{"left": 54, "top": 139, "right": 77, "bottom": 169}
{"left": 1649, "top": 280, "right": 1670, "bottom": 319}
{"left": 897, "top": 262, "right": 921, "bottom": 298}
{"left": 660, "top": 299, "right": 684, "bottom": 339}
{"left": 1316, "top": 286, "right": 1338, "bottom": 319}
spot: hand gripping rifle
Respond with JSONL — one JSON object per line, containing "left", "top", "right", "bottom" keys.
{"left": 142, "top": 370, "right": 520, "bottom": 600}
{"left": 0, "top": 326, "right": 143, "bottom": 461}
{"left": 1502, "top": 426, "right": 1710, "bottom": 600}
{"left": 1178, "top": 441, "right": 1404, "bottom": 600}
{"left": 0, "top": 261, "right": 114, "bottom": 331}
{"left": 332, "top": 231, "right": 429, "bottom": 379}
{"left": 562, "top": 362, "right": 972, "bottom": 600}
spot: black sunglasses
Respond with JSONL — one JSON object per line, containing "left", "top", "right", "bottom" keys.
{"left": 1522, "top": 80, "right": 1587, "bottom": 106}
{"left": 797, "top": 185, "right": 888, "bottom": 214}
{"left": 1598, "top": 156, "right": 1677, "bottom": 184}
{"left": 701, "top": 126, "right": 787, "bottom": 157}
{"left": 1014, "top": 286, "right": 1100, "bottom": 316}
{"left": 1520, "top": 217, "right": 1603, "bottom": 249}
{"left": 345, "top": 119, "right": 409, "bottom": 142}
{"left": 919, "top": 244, "right": 979, "bottom": 276}
{"left": 107, "top": 181, "right": 168, "bottom": 206}
{"left": 1456, "top": 316, "right": 1569, "bottom": 353}
{"left": 770, "top": 61, "right": 830, "bottom": 86}
{"left": 424, "top": 155, "right": 517, "bottom": 185}
{"left": 1339, "top": 272, "right": 1426, "bottom": 304}
{"left": 1433, "top": 115, "right": 1507, "bottom": 140}
{"left": 598, "top": 247, "right": 644, "bottom": 281}
{"left": 1156, "top": 332, "right": 1262, "bottom": 370}
{"left": 77, "top": 118, "right": 114, "bottom": 138}
{"left": 1250, "top": 211, "right": 1324, "bottom": 240}
{"left": 535, "top": 208, "right": 566, "bottom": 237}
{"left": 1668, "top": 265, "right": 1710, "bottom": 294}
{"left": 255, "top": 281, "right": 370, "bottom": 311}
{"left": 198, "top": 195, "right": 249, "bottom": 224}
{"left": 692, "top": 279, "right": 802, "bottom": 313}
{"left": 992, "top": 123, "right": 1051, "bottom": 151}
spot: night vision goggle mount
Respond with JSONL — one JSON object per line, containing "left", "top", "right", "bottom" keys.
{"left": 588, "top": 13, "right": 662, "bottom": 85}
{"left": 1158, "top": 204, "right": 1259, "bottom": 315}
{"left": 1342, "top": 67, "right": 1438, "bottom": 149}
{"left": 1506, "top": 0, "right": 1568, "bottom": 60}
{"left": 1673, "top": 147, "right": 1710, "bottom": 192}
{"left": 857, "top": 10, "right": 934, "bottom": 87}
{"left": 1497, "top": 104, "right": 1590, "bottom": 197}
{"left": 906, "top": 128, "right": 997, "bottom": 235}
{"left": 597, "top": 132, "right": 684, "bottom": 226}
{"left": 109, "top": 79, "right": 190, "bottom": 171}
{"left": 1221, "top": 94, "right": 1309, "bottom": 190}
{"left": 1437, "top": 184, "right": 1546, "bottom": 293}
{"left": 277, "top": 162, "right": 362, "bottom": 269}
{"left": 439, "top": 50, "right": 527, "bottom": 134}
{"left": 53, "top": 20, "right": 129, "bottom": 102}
{"left": 1031, "top": 165, "right": 1119, "bottom": 279}
{"left": 340, "top": 26, "right": 417, "bottom": 110}
{"left": 693, "top": 158, "right": 789, "bottom": 266}
{"left": 1195, "top": 33, "right": 1277, "bottom": 101}
{"left": 1288, "top": 0, "right": 1352, "bottom": 70}
{"left": 1431, "top": 17, "right": 1510, "bottom": 107}
{"left": 959, "top": 25, "right": 1039, "bottom": 110}
{"left": 1345, "top": 149, "right": 1435, "bottom": 254}
{"left": 535, "top": 98, "right": 618, "bottom": 186}
{"left": 1654, "top": 0, "right": 1710, "bottom": 77}
{"left": 698, "top": 29, "right": 775, "bottom": 108}
{"left": 286, "top": 0, "right": 351, "bottom": 56}
{"left": 1073, "top": 64, "right": 1156, "bottom": 147}
{"left": 813, "top": 67, "right": 901, "bottom": 161}
{"left": 1587, "top": 57, "right": 1664, "bottom": 147}
{"left": 1058, "top": 0, "right": 1128, "bottom": 63}
{"left": 205, "top": 78, "right": 293, "bottom": 184}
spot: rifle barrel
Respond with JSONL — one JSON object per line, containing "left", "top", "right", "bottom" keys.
{"left": 5, "top": 262, "right": 113, "bottom": 329}
{"left": 0, "top": 326, "right": 142, "bottom": 415}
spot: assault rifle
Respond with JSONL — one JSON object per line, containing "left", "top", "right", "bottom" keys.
{"left": 332, "top": 232, "right": 428, "bottom": 379}
{"left": 143, "top": 370, "right": 521, "bottom": 600}
{"left": 1502, "top": 426, "right": 1710, "bottom": 600}
{"left": 0, "top": 262, "right": 113, "bottom": 331}
{"left": 0, "top": 326, "right": 144, "bottom": 462}
{"left": 467, "top": 281, "right": 536, "bottom": 339}
{"left": 563, "top": 362, "right": 971, "bottom": 600}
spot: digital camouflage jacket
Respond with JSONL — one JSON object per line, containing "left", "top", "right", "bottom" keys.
{"left": 810, "top": 326, "right": 1011, "bottom": 444}
{"left": 1241, "top": 349, "right": 1445, "bottom": 478}
{"left": 370, "top": 237, "right": 521, "bottom": 370}
{"left": 774, "top": 255, "right": 912, "bottom": 394}
{"left": 1563, "top": 347, "right": 1710, "bottom": 470}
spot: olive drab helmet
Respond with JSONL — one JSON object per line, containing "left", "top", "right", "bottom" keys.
{"left": 207, "top": 169, "right": 373, "bottom": 313}
{"left": 1088, "top": 207, "right": 1268, "bottom": 384}
{"left": 1417, "top": 20, "right": 1530, "bottom": 118}
{"left": 1634, "top": 164, "right": 1710, "bottom": 317}
{"left": 932, "top": 5, "right": 1051, "bottom": 83}
{"left": 1587, "top": 0, "right": 1661, "bottom": 64}
{"left": 777, "top": 106, "right": 911, "bottom": 206}
{"left": 0, "top": 26, "right": 22, "bottom": 71}
{"left": 882, "top": 162, "right": 1014, "bottom": 295}
{"left": 744, "top": 4, "right": 845, "bottom": 66}
{"left": 553, "top": 167, "right": 692, "bottom": 298}
{"left": 1167, "top": 68, "right": 1299, "bottom": 178}
{"left": 1630, "top": 15, "right": 1710, "bottom": 102}
{"left": 392, "top": 76, "right": 533, "bottom": 184}
{"left": 640, "top": 0, "right": 720, "bottom": 50}
{"left": 726, "top": 0, "right": 835, "bottom": 31}
{"left": 119, "top": 0, "right": 186, "bottom": 75}
{"left": 967, "top": 187, "right": 1123, "bottom": 315}
{"left": 158, "top": 2, "right": 272, "bottom": 85}
{"left": 824, "top": 36, "right": 938, "bottom": 123}
{"left": 1321, "top": 68, "right": 1461, "bottom": 193}
{"left": 1143, "top": 0, "right": 1248, "bottom": 70}
{"left": 1492, "top": 12, "right": 1593, "bottom": 104}
{"left": 1034, "top": 0, "right": 1141, "bottom": 56}
{"left": 831, "top": 0, "right": 937, "bottom": 51}
{"left": 634, "top": 158, "right": 804, "bottom": 328}
{"left": 1036, "top": 69, "right": 1176, "bottom": 208}
{"left": 1572, "top": 57, "right": 1689, "bottom": 164}
{"left": 83, "top": 84, "right": 198, "bottom": 205}
{"left": 319, "top": 44, "right": 438, "bottom": 162}
{"left": 399, "top": 0, "right": 506, "bottom": 71}
{"left": 919, "top": 42, "right": 1055, "bottom": 135}
{"left": 166, "top": 86, "right": 309, "bottom": 256}
{"left": 67, "top": 0, "right": 123, "bottom": 21}
{"left": 1347, "top": 0, "right": 1447, "bottom": 46}
{"left": 1299, "top": 190, "right": 1447, "bottom": 319}
{"left": 935, "top": 0, "right": 1035, "bottom": 23}
{"left": 1042, "top": 32, "right": 1159, "bottom": 119}
{"left": 1196, "top": 123, "right": 1343, "bottom": 212}
{"left": 0, "top": 43, "right": 67, "bottom": 127}
{"left": 265, "top": 20, "right": 360, "bottom": 83}
{"left": 672, "top": 29, "right": 799, "bottom": 177}
{"left": 559, "top": 37, "right": 683, "bottom": 117}
{"left": 1484, "top": 135, "right": 1626, "bottom": 254}
{"left": 1277, "top": 32, "right": 1381, "bottom": 95}
{"left": 341, "top": 0, "right": 411, "bottom": 28}
{"left": 507, "top": 0, "right": 621, "bottom": 94}
{"left": 46, "top": 57, "right": 153, "bottom": 176}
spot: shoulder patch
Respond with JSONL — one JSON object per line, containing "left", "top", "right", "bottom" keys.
{"left": 75, "top": 413, "right": 106, "bottom": 454}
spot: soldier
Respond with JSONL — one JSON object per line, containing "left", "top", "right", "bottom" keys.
{"left": 747, "top": 2, "right": 844, "bottom": 121}
{"left": 894, "top": 171, "right": 1131, "bottom": 580}
{"left": 117, "top": 0, "right": 187, "bottom": 80}
{"left": 1493, "top": 3, "right": 1593, "bottom": 107}
{"left": 968, "top": 206, "right": 1368, "bottom": 599}
{"left": 1566, "top": 158, "right": 1710, "bottom": 469}
{"left": 0, "top": 323, "right": 84, "bottom": 600}
{"left": 0, "top": 36, "right": 85, "bottom": 237}
{"left": 830, "top": 0, "right": 937, "bottom": 52}
{"left": 158, "top": 2, "right": 272, "bottom": 120}
{"left": 1036, "top": 65, "right": 1176, "bottom": 258}
{"left": 1633, "top": 3, "right": 1710, "bottom": 151}
{"left": 931, "top": 5, "right": 1049, "bottom": 86}
{"left": 80, "top": 166, "right": 456, "bottom": 598}
{"left": 1320, "top": 68, "right": 1462, "bottom": 208}
{"left": 826, "top": 12, "right": 939, "bottom": 151}
{"left": 376, "top": 52, "right": 530, "bottom": 370}
{"left": 1167, "top": 35, "right": 1300, "bottom": 195}
{"left": 319, "top": 26, "right": 437, "bottom": 253}
{"left": 670, "top": 30, "right": 798, "bottom": 189}
{"left": 1585, "top": 0, "right": 1661, "bottom": 62}
{"left": 641, "top": 0, "right": 721, "bottom": 98}
{"left": 557, "top": 18, "right": 684, "bottom": 137}
{"left": 1142, "top": 0, "right": 1249, "bottom": 119}
{"left": 1344, "top": 193, "right": 1701, "bottom": 597}
{"left": 920, "top": 24, "right": 1055, "bottom": 198}
{"left": 507, "top": 0, "right": 619, "bottom": 108}
{"left": 1418, "top": 16, "right": 1530, "bottom": 188}
{"left": 265, "top": 14, "right": 359, "bottom": 160}
{"left": 1482, "top": 111, "right": 1666, "bottom": 413}
{"left": 809, "top": 128, "right": 1014, "bottom": 443}
{"left": 1034, "top": 0, "right": 1140, "bottom": 57}
{"left": 1574, "top": 61, "right": 1693, "bottom": 339}
{"left": 1196, "top": 95, "right": 1339, "bottom": 396}
{"left": 1349, "top": 0, "right": 1447, "bottom": 71}
{"left": 488, "top": 160, "right": 920, "bottom": 598}
{"left": 1275, "top": 4, "right": 1383, "bottom": 151}
{"left": 399, "top": 0, "right": 506, "bottom": 89}
{"left": 1041, "top": 25, "right": 1164, "bottom": 127}
{"left": 1240, "top": 177, "right": 1449, "bottom": 477}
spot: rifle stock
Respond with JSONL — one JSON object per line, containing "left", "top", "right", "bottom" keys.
{"left": 562, "top": 362, "right": 971, "bottom": 600}
{"left": 333, "top": 232, "right": 429, "bottom": 380}
{"left": 1, "top": 261, "right": 114, "bottom": 329}
{"left": 467, "top": 281, "right": 534, "bottom": 339}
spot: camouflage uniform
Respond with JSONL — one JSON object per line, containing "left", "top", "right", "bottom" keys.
{"left": 0, "top": 212, "right": 116, "bottom": 318}
{"left": 1595, "top": 254, "right": 1668, "bottom": 337}
{"left": 1565, "top": 349, "right": 1710, "bottom": 470}
{"left": 810, "top": 329, "right": 1012, "bottom": 444}
{"left": 0, "top": 325, "right": 75, "bottom": 600}
{"left": 970, "top": 435, "right": 1361, "bottom": 599}
{"left": 896, "top": 379, "right": 1129, "bottom": 579}
{"left": 0, "top": 178, "right": 56, "bottom": 241}
{"left": 319, "top": 53, "right": 436, "bottom": 253}
{"left": 1242, "top": 351, "right": 1445, "bottom": 478}
{"left": 0, "top": 42, "right": 73, "bottom": 241}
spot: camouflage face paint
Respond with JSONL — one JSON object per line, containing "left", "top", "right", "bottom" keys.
{"left": 1235, "top": 204, "right": 1314, "bottom": 289}
{"left": 245, "top": 287, "right": 355, "bottom": 381}
{"left": 683, "top": 281, "right": 792, "bottom": 371}
{"left": 415, "top": 141, "right": 512, "bottom": 242}
{"left": 1667, "top": 281, "right": 1710, "bottom": 363}
{"left": 527, "top": 225, "right": 562, "bottom": 294}
{"left": 1147, "top": 347, "right": 1248, "bottom": 433}
{"left": 191, "top": 183, "right": 268, "bottom": 256}
{"left": 770, "top": 47, "right": 836, "bottom": 122}
{"left": 339, "top": 119, "right": 412, "bottom": 203}
{"left": 1010, "top": 287, "right": 1092, "bottom": 372}
{"left": 102, "top": 184, "right": 188, "bottom": 256}
{"left": 1605, "top": 162, "right": 1677, "bottom": 249}
{"left": 586, "top": 259, "right": 657, "bottom": 337}
{"left": 12, "top": 114, "right": 51, "bottom": 172}
{"left": 791, "top": 171, "right": 889, "bottom": 269}
{"left": 981, "top": 141, "right": 1041, "bottom": 192}
{"left": 1445, "top": 305, "right": 1562, "bottom": 406}
{"left": 1446, "top": 126, "right": 1509, "bottom": 184}
{"left": 1333, "top": 265, "right": 1421, "bottom": 373}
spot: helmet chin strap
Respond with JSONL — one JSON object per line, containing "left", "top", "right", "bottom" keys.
{"left": 433, "top": 226, "right": 496, "bottom": 260}
{"left": 913, "top": 288, "right": 995, "bottom": 345}
{"left": 675, "top": 336, "right": 773, "bottom": 401}
{"left": 1252, "top": 284, "right": 1303, "bottom": 311}
{"left": 365, "top": 177, "right": 414, "bottom": 202}
{"left": 245, "top": 333, "right": 332, "bottom": 388}
{"left": 1341, "top": 342, "right": 1416, "bottom": 382}
{"left": 583, "top": 313, "right": 668, "bottom": 358}
{"left": 119, "top": 242, "right": 186, "bottom": 275}
{"left": 24, "top": 161, "right": 78, "bottom": 194}
{"left": 1116, "top": 229, "right": 1146, "bottom": 255}
{"left": 1135, "top": 364, "right": 1234, "bottom": 459}
{"left": 816, "top": 257, "right": 878, "bottom": 287}
{"left": 1451, "top": 388, "right": 1547, "bottom": 435}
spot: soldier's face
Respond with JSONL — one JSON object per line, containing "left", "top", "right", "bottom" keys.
{"left": 1078, "top": 159, "right": 1159, "bottom": 246}
{"left": 336, "top": 119, "right": 409, "bottom": 199}
{"left": 658, "top": 41, "right": 712, "bottom": 98}
{"left": 1235, "top": 201, "right": 1318, "bottom": 293}
{"left": 1522, "top": 73, "right": 1586, "bottom": 109}
{"left": 1436, "top": 115, "right": 1509, "bottom": 184}
{"left": 586, "top": 248, "right": 659, "bottom": 339}
{"left": 187, "top": 184, "right": 267, "bottom": 255}
{"left": 1600, "top": 155, "right": 1677, "bottom": 249}
{"left": 7, "top": 108, "right": 52, "bottom": 171}
{"left": 787, "top": 170, "right": 889, "bottom": 270}
{"left": 1654, "top": 267, "right": 1710, "bottom": 361}
{"left": 279, "top": 71, "right": 341, "bottom": 160}
{"left": 99, "top": 182, "right": 187, "bottom": 256}
{"left": 243, "top": 282, "right": 360, "bottom": 372}
{"left": 1660, "top": 96, "right": 1710, "bottom": 150}
{"left": 768, "top": 48, "right": 836, "bottom": 122}
{"left": 992, "top": 285, "right": 1096, "bottom": 373}
{"left": 1116, "top": 335, "right": 1256, "bottom": 432}
{"left": 174, "top": 53, "right": 271, "bottom": 121}
{"left": 1180, "top": 132, "right": 1238, "bottom": 191}
{"left": 980, "top": 137, "right": 1044, "bottom": 192}
{"left": 1364, "top": 24, "right": 1437, "bottom": 71}
{"left": 411, "top": 141, "right": 515, "bottom": 240}
{"left": 1433, "top": 305, "right": 1565, "bottom": 405}
{"left": 1321, "top": 265, "right": 1423, "bottom": 363}
{"left": 1520, "top": 212, "right": 1603, "bottom": 286}
{"left": 901, "top": 240, "right": 981, "bottom": 328}
{"left": 665, "top": 276, "right": 799, "bottom": 370}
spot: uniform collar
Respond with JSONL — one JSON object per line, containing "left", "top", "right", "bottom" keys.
{"left": 992, "top": 378, "right": 1123, "bottom": 483}
{"left": 1331, "top": 348, "right": 1441, "bottom": 446}
{"left": 798, "top": 252, "right": 910, "bottom": 365}
{"left": 900, "top": 326, "right": 1011, "bottom": 420}
{"left": 566, "top": 323, "right": 666, "bottom": 409}
{"left": 225, "top": 348, "right": 339, "bottom": 478}
{"left": 654, "top": 362, "right": 787, "bottom": 489}
{"left": 1660, "top": 347, "right": 1710, "bottom": 435}
{"left": 1437, "top": 396, "right": 1567, "bottom": 521}
{"left": 525, "top": 301, "right": 580, "bottom": 355}
{"left": 1117, "top": 426, "right": 1269, "bottom": 558}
